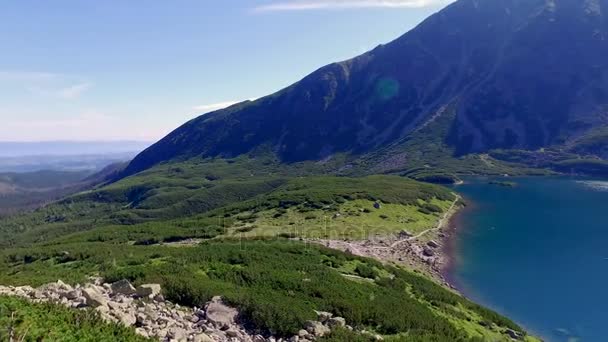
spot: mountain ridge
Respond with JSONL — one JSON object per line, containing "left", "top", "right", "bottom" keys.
{"left": 123, "top": 0, "right": 608, "bottom": 178}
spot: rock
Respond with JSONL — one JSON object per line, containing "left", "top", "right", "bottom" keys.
{"left": 153, "top": 294, "right": 165, "bottom": 302}
{"left": 136, "top": 284, "right": 162, "bottom": 298}
{"left": 314, "top": 310, "right": 333, "bottom": 322}
{"left": 328, "top": 316, "right": 346, "bottom": 328}
{"left": 422, "top": 247, "right": 435, "bottom": 257}
{"left": 398, "top": 230, "right": 412, "bottom": 239}
{"left": 253, "top": 335, "right": 266, "bottom": 342}
{"left": 304, "top": 321, "right": 331, "bottom": 337}
{"left": 505, "top": 328, "right": 523, "bottom": 340}
{"left": 111, "top": 279, "right": 137, "bottom": 296}
{"left": 61, "top": 290, "right": 80, "bottom": 300}
{"left": 82, "top": 287, "right": 107, "bottom": 308}
{"left": 298, "top": 329, "right": 309, "bottom": 338}
{"left": 225, "top": 329, "right": 239, "bottom": 338}
{"left": 427, "top": 240, "right": 440, "bottom": 248}
{"left": 168, "top": 327, "right": 188, "bottom": 340}
{"left": 115, "top": 310, "right": 137, "bottom": 327}
{"left": 205, "top": 297, "right": 238, "bottom": 328}
{"left": 193, "top": 333, "right": 214, "bottom": 342}
{"left": 135, "top": 328, "right": 149, "bottom": 338}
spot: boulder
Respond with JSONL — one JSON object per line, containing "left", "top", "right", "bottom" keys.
{"left": 427, "top": 240, "right": 440, "bottom": 248}
{"left": 167, "top": 327, "right": 188, "bottom": 340}
{"left": 111, "top": 279, "right": 137, "bottom": 296}
{"left": 328, "top": 316, "right": 346, "bottom": 328}
{"left": 304, "top": 321, "right": 331, "bottom": 337}
{"left": 225, "top": 329, "right": 239, "bottom": 338}
{"left": 205, "top": 297, "right": 238, "bottom": 328}
{"left": 61, "top": 289, "right": 81, "bottom": 300}
{"left": 505, "top": 328, "right": 523, "bottom": 340}
{"left": 136, "top": 284, "right": 162, "bottom": 298}
{"left": 422, "top": 247, "right": 435, "bottom": 257}
{"left": 193, "top": 334, "right": 214, "bottom": 342}
{"left": 82, "top": 287, "right": 107, "bottom": 308}
{"left": 314, "top": 310, "right": 333, "bottom": 322}
{"left": 115, "top": 310, "right": 137, "bottom": 327}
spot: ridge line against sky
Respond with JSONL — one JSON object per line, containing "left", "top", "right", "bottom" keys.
{"left": 0, "top": 0, "right": 452, "bottom": 142}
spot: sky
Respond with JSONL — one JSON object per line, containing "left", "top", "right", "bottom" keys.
{"left": 0, "top": 0, "right": 454, "bottom": 142}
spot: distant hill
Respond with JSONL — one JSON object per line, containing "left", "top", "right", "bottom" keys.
{"left": 123, "top": 0, "right": 608, "bottom": 178}
{"left": 0, "top": 141, "right": 150, "bottom": 157}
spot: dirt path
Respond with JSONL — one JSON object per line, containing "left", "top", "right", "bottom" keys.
{"left": 389, "top": 195, "right": 459, "bottom": 248}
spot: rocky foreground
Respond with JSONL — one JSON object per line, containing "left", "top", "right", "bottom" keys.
{"left": 0, "top": 279, "right": 370, "bottom": 342}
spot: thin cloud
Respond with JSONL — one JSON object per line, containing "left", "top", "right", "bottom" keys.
{"left": 254, "top": 0, "right": 452, "bottom": 11}
{"left": 58, "top": 82, "right": 93, "bottom": 99}
{"left": 0, "top": 71, "right": 58, "bottom": 82}
{"left": 0, "top": 70, "right": 92, "bottom": 100}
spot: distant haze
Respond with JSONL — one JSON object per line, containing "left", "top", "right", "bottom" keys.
{"left": 0, "top": 141, "right": 151, "bottom": 157}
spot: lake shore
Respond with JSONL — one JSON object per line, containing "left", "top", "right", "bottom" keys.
{"left": 313, "top": 194, "right": 464, "bottom": 288}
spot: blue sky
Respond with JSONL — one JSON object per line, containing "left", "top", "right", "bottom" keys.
{"left": 0, "top": 0, "right": 453, "bottom": 142}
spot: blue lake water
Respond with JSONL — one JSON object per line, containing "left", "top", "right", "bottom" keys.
{"left": 450, "top": 177, "right": 608, "bottom": 342}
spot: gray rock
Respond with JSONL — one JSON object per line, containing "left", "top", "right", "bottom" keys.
{"left": 193, "top": 333, "right": 214, "bottom": 342}
{"left": 115, "top": 310, "right": 137, "bottom": 327}
{"left": 111, "top": 279, "right": 137, "bottom": 296}
{"left": 168, "top": 327, "right": 188, "bottom": 340}
{"left": 423, "top": 247, "right": 435, "bottom": 257}
{"left": 225, "top": 329, "right": 239, "bottom": 338}
{"left": 136, "top": 284, "right": 162, "bottom": 298}
{"left": 82, "top": 287, "right": 107, "bottom": 308}
{"left": 328, "top": 316, "right": 346, "bottom": 328}
{"left": 304, "top": 321, "right": 331, "bottom": 337}
{"left": 62, "top": 289, "right": 80, "bottom": 300}
{"left": 298, "top": 329, "right": 309, "bottom": 338}
{"left": 505, "top": 328, "right": 523, "bottom": 340}
{"left": 205, "top": 297, "right": 238, "bottom": 328}
{"left": 314, "top": 310, "right": 333, "bottom": 322}
{"left": 427, "top": 240, "right": 440, "bottom": 248}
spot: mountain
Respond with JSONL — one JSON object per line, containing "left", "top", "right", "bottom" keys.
{"left": 123, "top": 0, "right": 608, "bottom": 177}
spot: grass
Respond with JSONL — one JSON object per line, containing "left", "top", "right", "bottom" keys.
{"left": 230, "top": 199, "right": 451, "bottom": 240}
{"left": 0, "top": 295, "right": 149, "bottom": 341}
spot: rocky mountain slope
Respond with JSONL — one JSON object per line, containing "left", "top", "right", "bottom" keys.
{"left": 123, "top": 0, "right": 608, "bottom": 177}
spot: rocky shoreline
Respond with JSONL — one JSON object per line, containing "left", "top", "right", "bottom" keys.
{"left": 0, "top": 279, "right": 373, "bottom": 342}
{"left": 315, "top": 196, "right": 463, "bottom": 289}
